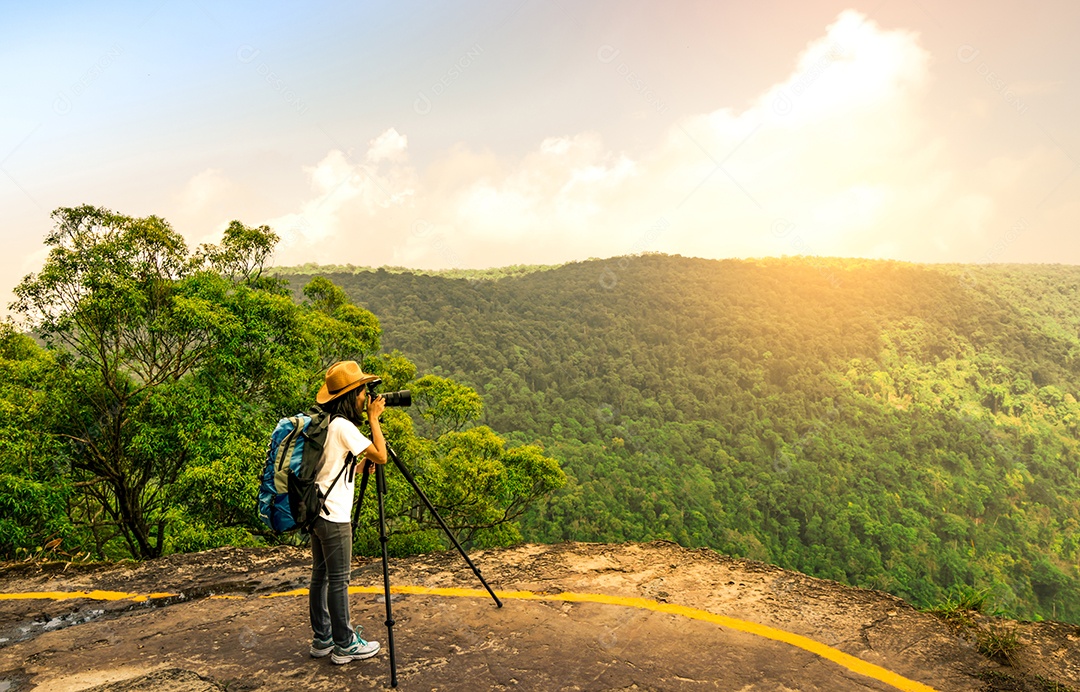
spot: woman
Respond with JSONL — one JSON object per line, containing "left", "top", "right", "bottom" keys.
{"left": 308, "top": 360, "right": 388, "bottom": 665}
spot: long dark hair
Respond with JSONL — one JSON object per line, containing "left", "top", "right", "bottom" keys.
{"left": 321, "top": 387, "right": 366, "bottom": 425}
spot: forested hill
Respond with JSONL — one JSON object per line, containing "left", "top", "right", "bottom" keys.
{"left": 278, "top": 255, "right": 1080, "bottom": 623}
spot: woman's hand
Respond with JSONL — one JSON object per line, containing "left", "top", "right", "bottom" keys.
{"left": 364, "top": 392, "right": 388, "bottom": 465}
{"left": 367, "top": 394, "right": 385, "bottom": 420}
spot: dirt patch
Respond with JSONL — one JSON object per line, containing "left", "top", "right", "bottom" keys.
{"left": 1, "top": 541, "right": 1077, "bottom": 691}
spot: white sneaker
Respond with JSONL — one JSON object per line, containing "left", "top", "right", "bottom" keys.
{"left": 310, "top": 636, "right": 334, "bottom": 658}
{"left": 331, "top": 633, "right": 380, "bottom": 664}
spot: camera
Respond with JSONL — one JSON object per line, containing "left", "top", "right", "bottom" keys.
{"left": 366, "top": 378, "right": 411, "bottom": 407}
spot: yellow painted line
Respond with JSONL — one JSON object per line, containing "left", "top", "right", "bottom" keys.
{"left": 1, "top": 585, "right": 938, "bottom": 692}
{"left": 259, "top": 588, "right": 309, "bottom": 598}
{"left": 131, "top": 592, "right": 176, "bottom": 602}
{"left": 0, "top": 591, "right": 178, "bottom": 602}
{"left": 353, "top": 585, "right": 938, "bottom": 692}
{"left": 0, "top": 590, "right": 149, "bottom": 601}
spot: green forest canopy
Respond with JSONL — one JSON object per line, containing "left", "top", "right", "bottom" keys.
{"left": 279, "top": 254, "right": 1080, "bottom": 624}
{"left": 0, "top": 206, "right": 564, "bottom": 563}
{"left": 5, "top": 209, "right": 1079, "bottom": 625}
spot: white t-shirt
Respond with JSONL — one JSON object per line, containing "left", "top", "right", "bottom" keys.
{"left": 316, "top": 417, "right": 373, "bottom": 523}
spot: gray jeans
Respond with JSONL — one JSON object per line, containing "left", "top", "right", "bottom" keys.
{"left": 309, "top": 518, "right": 356, "bottom": 646}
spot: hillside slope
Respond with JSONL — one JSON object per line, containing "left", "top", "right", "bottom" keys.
{"left": 282, "top": 256, "right": 1080, "bottom": 623}
{"left": 1, "top": 542, "right": 1077, "bottom": 691}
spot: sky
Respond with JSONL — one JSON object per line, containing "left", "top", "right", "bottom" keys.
{"left": 2, "top": 1, "right": 1079, "bottom": 311}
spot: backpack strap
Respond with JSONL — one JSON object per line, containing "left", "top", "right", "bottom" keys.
{"left": 298, "top": 406, "right": 337, "bottom": 479}
{"left": 316, "top": 452, "right": 357, "bottom": 518}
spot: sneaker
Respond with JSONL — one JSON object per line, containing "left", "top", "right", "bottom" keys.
{"left": 330, "top": 633, "right": 380, "bottom": 664}
{"left": 310, "top": 635, "right": 334, "bottom": 658}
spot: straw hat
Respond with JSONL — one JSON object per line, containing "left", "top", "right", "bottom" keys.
{"left": 316, "top": 360, "right": 380, "bottom": 404}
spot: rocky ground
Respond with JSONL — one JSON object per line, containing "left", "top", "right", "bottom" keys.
{"left": 0, "top": 541, "right": 1076, "bottom": 691}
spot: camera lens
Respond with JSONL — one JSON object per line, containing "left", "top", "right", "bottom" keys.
{"left": 381, "top": 390, "right": 412, "bottom": 407}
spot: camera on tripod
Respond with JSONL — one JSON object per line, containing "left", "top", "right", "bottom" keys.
{"left": 365, "top": 378, "right": 411, "bottom": 407}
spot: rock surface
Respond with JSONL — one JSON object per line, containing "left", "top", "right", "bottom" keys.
{"left": 0, "top": 541, "right": 1076, "bottom": 691}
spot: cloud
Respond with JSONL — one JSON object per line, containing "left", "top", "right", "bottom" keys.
{"left": 454, "top": 133, "right": 637, "bottom": 242}
{"left": 366, "top": 128, "right": 409, "bottom": 163}
{"left": 177, "top": 168, "right": 235, "bottom": 212}
{"left": 263, "top": 131, "right": 419, "bottom": 261}
{"left": 247, "top": 10, "right": 1063, "bottom": 270}
{"left": 173, "top": 168, "right": 247, "bottom": 241}
{"left": 172, "top": 168, "right": 263, "bottom": 248}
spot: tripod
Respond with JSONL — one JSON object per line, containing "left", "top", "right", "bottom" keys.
{"left": 351, "top": 442, "right": 502, "bottom": 688}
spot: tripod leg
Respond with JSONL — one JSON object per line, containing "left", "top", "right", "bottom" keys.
{"left": 375, "top": 463, "right": 398, "bottom": 687}
{"left": 352, "top": 459, "right": 371, "bottom": 534}
{"left": 387, "top": 445, "right": 503, "bottom": 608}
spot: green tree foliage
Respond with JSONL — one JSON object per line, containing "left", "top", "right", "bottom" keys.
{"left": 4, "top": 206, "right": 563, "bottom": 561}
{"left": 11, "top": 206, "right": 256, "bottom": 558}
{"left": 352, "top": 423, "right": 566, "bottom": 555}
{"left": 410, "top": 375, "right": 484, "bottom": 436}
{"left": 283, "top": 256, "right": 1080, "bottom": 623}
{"left": 0, "top": 325, "right": 72, "bottom": 558}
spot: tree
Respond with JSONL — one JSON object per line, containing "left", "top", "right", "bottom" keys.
{"left": 411, "top": 374, "right": 484, "bottom": 436}
{"left": 11, "top": 207, "right": 286, "bottom": 558}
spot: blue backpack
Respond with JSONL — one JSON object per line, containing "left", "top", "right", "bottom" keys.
{"left": 257, "top": 408, "right": 352, "bottom": 533}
